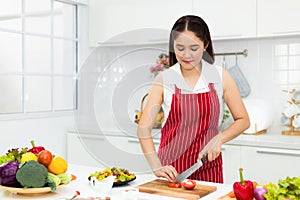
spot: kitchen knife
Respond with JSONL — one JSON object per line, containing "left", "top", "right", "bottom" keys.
{"left": 173, "top": 155, "right": 208, "bottom": 183}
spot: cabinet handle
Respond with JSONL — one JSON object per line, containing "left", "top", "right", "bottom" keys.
{"left": 272, "top": 30, "right": 300, "bottom": 35}
{"left": 128, "top": 138, "right": 160, "bottom": 145}
{"left": 212, "top": 34, "right": 242, "bottom": 39}
{"left": 77, "top": 135, "right": 105, "bottom": 140}
{"left": 148, "top": 38, "right": 169, "bottom": 43}
{"left": 221, "top": 147, "right": 226, "bottom": 151}
{"left": 256, "top": 148, "right": 300, "bottom": 157}
{"left": 97, "top": 41, "right": 125, "bottom": 46}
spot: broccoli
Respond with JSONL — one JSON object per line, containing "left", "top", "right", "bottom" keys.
{"left": 16, "top": 160, "right": 48, "bottom": 188}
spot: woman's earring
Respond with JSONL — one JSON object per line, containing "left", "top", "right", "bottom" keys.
{"left": 204, "top": 49, "right": 206, "bottom": 51}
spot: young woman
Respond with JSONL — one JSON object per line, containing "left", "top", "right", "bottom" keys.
{"left": 137, "top": 15, "right": 250, "bottom": 183}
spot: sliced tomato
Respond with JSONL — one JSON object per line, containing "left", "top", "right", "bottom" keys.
{"left": 182, "top": 179, "right": 196, "bottom": 190}
{"left": 168, "top": 181, "right": 182, "bottom": 188}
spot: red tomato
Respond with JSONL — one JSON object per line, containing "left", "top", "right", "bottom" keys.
{"left": 168, "top": 182, "right": 182, "bottom": 188}
{"left": 38, "top": 150, "right": 53, "bottom": 166}
{"left": 182, "top": 179, "right": 196, "bottom": 190}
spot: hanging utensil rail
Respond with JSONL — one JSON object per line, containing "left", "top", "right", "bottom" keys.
{"left": 215, "top": 49, "right": 248, "bottom": 57}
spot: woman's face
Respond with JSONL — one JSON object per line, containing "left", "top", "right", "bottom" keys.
{"left": 174, "top": 31, "right": 206, "bottom": 70}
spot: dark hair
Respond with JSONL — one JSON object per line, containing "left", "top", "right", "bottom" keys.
{"left": 168, "top": 15, "right": 214, "bottom": 66}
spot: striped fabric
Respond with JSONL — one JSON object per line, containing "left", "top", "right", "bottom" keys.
{"left": 157, "top": 83, "right": 223, "bottom": 183}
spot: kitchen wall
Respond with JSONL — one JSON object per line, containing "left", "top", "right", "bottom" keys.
{"left": 2, "top": 36, "right": 297, "bottom": 157}
{"left": 215, "top": 36, "right": 300, "bottom": 133}
{"left": 0, "top": 116, "right": 74, "bottom": 157}
{"left": 83, "top": 35, "right": 300, "bottom": 136}
{"left": 76, "top": 43, "right": 168, "bottom": 136}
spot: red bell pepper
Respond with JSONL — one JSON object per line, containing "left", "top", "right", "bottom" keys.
{"left": 27, "top": 140, "right": 45, "bottom": 154}
{"left": 233, "top": 168, "right": 254, "bottom": 200}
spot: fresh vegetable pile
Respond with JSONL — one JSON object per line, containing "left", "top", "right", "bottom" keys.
{"left": 0, "top": 140, "right": 75, "bottom": 192}
{"left": 224, "top": 168, "right": 300, "bottom": 200}
{"left": 88, "top": 167, "right": 135, "bottom": 183}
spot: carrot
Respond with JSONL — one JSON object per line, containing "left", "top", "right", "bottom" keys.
{"left": 71, "top": 174, "right": 77, "bottom": 181}
{"left": 253, "top": 181, "right": 258, "bottom": 188}
{"left": 228, "top": 191, "right": 236, "bottom": 198}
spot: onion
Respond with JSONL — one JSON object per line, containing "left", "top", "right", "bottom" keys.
{"left": 254, "top": 186, "right": 268, "bottom": 200}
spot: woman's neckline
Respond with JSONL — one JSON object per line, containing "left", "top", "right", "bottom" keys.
{"left": 180, "top": 63, "right": 202, "bottom": 91}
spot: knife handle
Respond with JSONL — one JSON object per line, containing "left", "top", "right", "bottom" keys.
{"left": 200, "top": 154, "right": 208, "bottom": 163}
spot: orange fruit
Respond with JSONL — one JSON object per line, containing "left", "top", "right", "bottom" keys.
{"left": 47, "top": 156, "right": 68, "bottom": 175}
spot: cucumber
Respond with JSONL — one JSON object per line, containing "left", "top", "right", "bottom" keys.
{"left": 47, "top": 172, "right": 61, "bottom": 186}
{"left": 57, "top": 173, "right": 72, "bottom": 184}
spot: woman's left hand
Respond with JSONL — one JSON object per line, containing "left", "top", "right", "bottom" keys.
{"left": 198, "top": 134, "right": 222, "bottom": 162}
{"left": 153, "top": 165, "right": 178, "bottom": 182}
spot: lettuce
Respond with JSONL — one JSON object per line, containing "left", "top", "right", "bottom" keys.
{"left": 0, "top": 154, "right": 15, "bottom": 166}
{"left": 264, "top": 177, "right": 300, "bottom": 200}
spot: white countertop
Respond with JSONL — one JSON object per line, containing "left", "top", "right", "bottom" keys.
{"left": 69, "top": 127, "right": 300, "bottom": 150}
{"left": 225, "top": 130, "right": 300, "bottom": 150}
{"left": 70, "top": 127, "right": 300, "bottom": 150}
{"left": 0, "top": 164, "right": 232, "bottom": 200}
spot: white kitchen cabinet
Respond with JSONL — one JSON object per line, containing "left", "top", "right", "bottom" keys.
{"left": 67, "top": 132, "right": 160, "bottom": 172}
{"left": 221, "top": 144, "right": 241, "bottom": 184}
{"left": 240, "top": 146, "right": 300, "bottom": 184}
{"left": 192, "top": 0, "right": 256, "bottom": 39}
{"left": 222, "top": 144, "right": 300, "bottom": 184}
{"left": 222, "top": 143, "right": 300, "bottom": 184}
{"left": 257, "top": 0, "right": 300, "bottom": 37}
{"left": 89, "top": 0, "right": 193, "bottom": 46}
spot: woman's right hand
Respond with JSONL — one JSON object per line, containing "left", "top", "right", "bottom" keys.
{"left": 153, "top": 165, "right": 178, "bottom": 182}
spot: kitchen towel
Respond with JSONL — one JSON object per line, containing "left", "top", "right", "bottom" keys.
{"left": 228, "top": 65, "right": 251, "bottom": 97}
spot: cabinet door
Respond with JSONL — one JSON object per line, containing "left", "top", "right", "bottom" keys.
{"left": 257, "top": 0, "right": 300, "bottom": 37}
{"left": 127, "top": 137, "right": 161, "bottom": 153}
{"left": 221, "top": 144, "right": 241, "bottom": 184}
{"left": 192, "top": 0, "right": 256, "bottom": 39}
{"left": 89, "top": 0, "right": 193, "bottom": 46}
{"left": 240, "top": 146, "right": 300, "bottom": 184}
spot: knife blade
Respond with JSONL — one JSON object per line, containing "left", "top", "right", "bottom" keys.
{"left": 173, "top": 155, "right": 208, "bottom": 183}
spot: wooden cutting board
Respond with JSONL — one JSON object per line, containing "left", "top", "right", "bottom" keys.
{"left": 137, "top": 179, "right": 217, "bottom": 200}
{"left": 217, "top": 193, "right": 236, "bottom": 200}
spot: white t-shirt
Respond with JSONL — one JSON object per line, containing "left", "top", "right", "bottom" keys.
{"left": 160, "top": 61, "right": 224, "bottom": 127}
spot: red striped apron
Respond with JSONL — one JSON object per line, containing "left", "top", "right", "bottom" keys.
{"left": 158, "top": 83, "right": 223, "bottom": 183}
